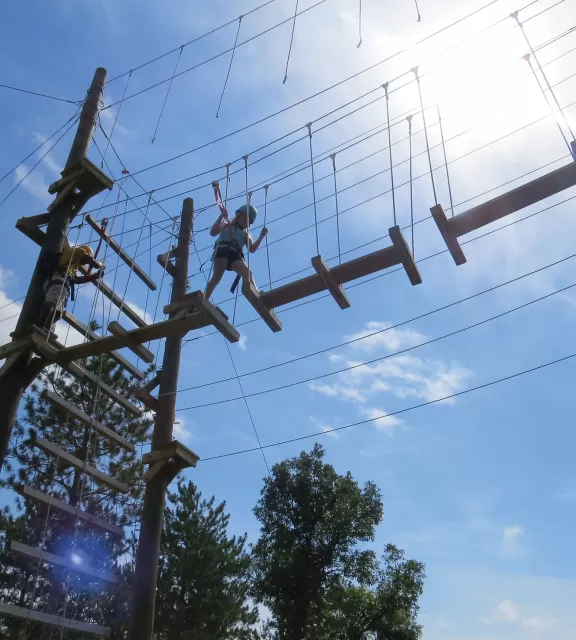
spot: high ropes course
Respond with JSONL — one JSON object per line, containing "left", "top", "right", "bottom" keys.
{"left": 0, "top": 0, "right": 575, "bottom": 636}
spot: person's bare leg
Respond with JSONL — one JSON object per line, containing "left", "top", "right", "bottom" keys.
{"left": 231, "top": 260, "right": 256, "bottom": 289}
{"left": 204, "top": 258, "right": 227, "bottom": 300}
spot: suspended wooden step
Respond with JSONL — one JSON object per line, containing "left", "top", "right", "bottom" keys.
{"left": 163, "top": 290, "right": 240, "bottom": 342}
{"left": 62, "top": 311, "right": 145, "bottom": 381}
{"left": 108, "top": 321, "right": 155, "bottom": 364}
{"left": 157, "top": 247, "right": 178, "bottom": 277}
{"left": 85, "top": 215, "right": 157, "bottom": 290}
{"left": 42, "top": 389, "right": 135, "bottom": 452}
{"left": 31, "top": 435, "right": 129, "bottom": 494}
{"left": 243, "top": 282, "right": 283, "bottom": 333}
{"left": 16, "top": 218, "right": 147, "bottom": 329}
{"left": 311, "top": 256, "right": 350, "bottom": 310}
{"left": 259, "top": 225, "right": 420, "bottom": 312}
{"left": 0, "top": 601, "right": 111, "bottom": 638}
{"left": 432, "top": 160, "right": 576, "bottom": 265}
{"left": 10, "top": 540, "right": 118, "bottom": 583}
{"left": 142, "top": 439, "right": 199, "bottom": 482}
{"left": 29, "top": 328, "right": 142, "bottom": 417}
{"left": 18, "top": 485, "right": 123, "bottom": 537}
{"left": 134, "top": 372, "right": 161, "bottom": 412}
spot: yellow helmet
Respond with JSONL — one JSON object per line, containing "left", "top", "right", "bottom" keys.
{"left": 58, "top": 245, "right": 95, "bottom": 273}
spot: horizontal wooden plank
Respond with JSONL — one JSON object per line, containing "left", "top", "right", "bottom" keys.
{"left": 62, "top": 311, "right": 145, "bottom": 380}
{"left": 0, "top": 601, "right": 111, "bottom": 637}
{"left": 243, "top": 283, "right": 282, "bottom": 332}
{"left": 449, "top": 161, "right": 576, "bottom": 237}
{"left": 19, "top": 485, "right": 123, "bottom": 537}
{"left": 42, "top": 390, "right": 135, "bottom": 452}
{"left": 86, "top": 215, "right": 157, "bottom": 291}
{"left": 108, "top": 321, "right": 155, "bottom": 364}
{"left": 56, "top": 311, "right": 212, "bottom": 363}
{"left": 31, "top": 436, "right": 129, "bottom": 494}
{"left": 10, "top": 540, "right": 118, "bottom": 583}
{"left": 311, "top": 256, "right": 351, "bottom": 310}
{"left": 88, "top": 277, "right": 147, "bottom": 328}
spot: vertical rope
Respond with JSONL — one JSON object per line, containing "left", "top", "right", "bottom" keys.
{"left": 406, "top": 115, "right": 415, "bottom": 256}
{"left": 216, "top": 16, "right": 243, "bottom": 118}
{"left": 436, "top": 105, "right": 455, "bottom": 219}
{"left": 152, "top": 46, "right": 184, "bottom": 143}
{"left": 383, "top": 83, "right": 397, "bottom": 227}
{"left": 357, "top": 0, "right": 363, "bottom": 48}
{"left": 512, "top": 12, "right": 575, "bottom": 147}
{"left": 224, "top": 162, "right": 232, "bottom": 206}
{"left": 283, "top": 0, "right": 300, "bottom": 84}
{"left": 330, "top": 153, "right": 342, "bottom": 264}
{"left": 263, "top": 184, "right": 273, "bottom": 289}
{"left": 414, "top": 0, "right": 422, "bottom": 22}
{"left": 243, "top": 155, "right": 251, "bottom": 275}
{"left": 412, "top": 66, "right": 438, "bottom": 205}
{"left": 306, "top": 123, "right": 321, "bottom": 255}
{"left": 101, "top": 70, "right": 132, "bottom": 168}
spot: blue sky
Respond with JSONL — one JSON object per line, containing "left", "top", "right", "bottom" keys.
{"left": 1, "top": 0, "right": 576, "bottom": 637}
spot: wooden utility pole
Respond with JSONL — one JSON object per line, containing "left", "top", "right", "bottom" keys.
{"left": 128, "top": 198, "right": 194, "bottom": 640}
{"left": 0, "top": 67, "right": 107, "bottom": 469}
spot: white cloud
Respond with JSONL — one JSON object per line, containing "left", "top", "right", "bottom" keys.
{"left": 502, "top": 525, "right": 524, "bottom": 558}
{"left": 32, "top": 133, "right": 61, "bottom": 176}
{"left": 360, "top": 407, "right": 402, "bottom": 433}
{"left": 0, "top": 267, "right": 22, "bottom": 350}
{"left": 238, "top": 333, "right": 248, "bottom": 351}
{"left": 483, "top": 600, "right": 555, "bottom": 631}
{"left": 308, "top": 381, "right": 367, "bottom": 403}
{"left": 13, "top": 164, "right": 51, "bottom": 204}
{"left": 172, "top": 415, "right": 197, "bottom": 443}
{"left": 345, "top": 321, "right": 425, "bottom": 353}
{"left": 309, "top": 416, "right": 340, "bottom": 439}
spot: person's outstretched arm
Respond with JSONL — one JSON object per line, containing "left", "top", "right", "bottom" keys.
{"left": 210, "top": 209, "right": 229, "bottom": 237}
{"left": 249, "top": 227, "right": 268, "bottom": 253}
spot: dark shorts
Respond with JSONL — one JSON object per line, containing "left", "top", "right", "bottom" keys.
{"left": 214, "top": 246, "right": 244, "bottom": 270}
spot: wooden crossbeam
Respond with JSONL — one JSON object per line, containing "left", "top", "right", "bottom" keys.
{"left": 388, "top": 226, "right": 422, "bottom": 286}
{"left": 432, "top": 161, "right": 576, "bottom": 265}
{"left": 31, "top": 435, "right": 129, "bottom": 494}
{"left": 62, "top": 311, "right": 145, "bottom": 380}
{"left": 163, "top": 291, "right": 240, "bottom": 342}
{"left": 0, "top": 336, "right": 33, "bottom": 361}
{"left": 157, "top": 249, "right": 178, "bottom": 277}
{"left": 56, "top": 311, "right": 215, "bottom": 363}
{"left": 19, "top": 485, "right": 123, "bottom": 537}
{"left": 0, "top": 601, "right": 111, "bottom": 637}
{"left": 142, "top": 440, "right": 199, "bottom": 468}
{"left": 11, "top": 540, "right": 118, "bottom": 583}
{"left": 42, "top": 390, "right": 135, "bottom": 452}
{"left": 108, "top": 321, "right": 155, "bottom": 363}
{"left": 243, "top": 282, "right": 282, "bottom": 332}
{"left": 86, "top": 215, "right": 157, "bottom": 290}
{"left": 311, "top": 256, "right": 351, "bottom": 309}
{"left": 29, "top": 331, "right": 142, "bottom": 417}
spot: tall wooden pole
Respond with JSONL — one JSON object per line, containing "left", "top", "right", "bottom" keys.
{"left": 0, "top": 67, "right": 107, "bottom": 470}
{"left": 128, "top": 198, "right": 193, "bottom": 640}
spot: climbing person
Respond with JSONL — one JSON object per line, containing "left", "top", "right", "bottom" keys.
{"left": 204, "top": 203, "right": 268, "bottom": 301}
{"left": 38, "top": 245, "right": 105, "bottom": 331}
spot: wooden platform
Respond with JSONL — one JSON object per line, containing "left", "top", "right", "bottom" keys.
{"left": 11, "top": 540, "right": 117, "bottom": 583}
{"left": 62, "top": 311, "right": 145, "bottom": 380}
{"left": 0, "top": 601, "right": 111, "bottom": 637}
{"left": 42, "top": 390, "right": 135, "bottom": 452}
{"left": 432, "top": 160, "right": 576, "bottom": 265}
{"left": 31, "top": 435, "right": 129, "bottom": 494}
{"left": 86, "top": 215, "right": 157, "bottom": 290}
{"left": 142, "top": 439, "right": 199, "bottom": 482}
{"left": 18, "top": 485, "right": 123, "bottom": 537}
{"left": 29, "top": 329, "right": 142, "bottom": 417}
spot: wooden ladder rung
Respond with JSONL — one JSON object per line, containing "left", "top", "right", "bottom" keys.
{"left": 0, "top": 601, "right": 111, "bottom": 637}
{"left": 311, "top": 256, "right": 351, "bottom": 309}
{"left": 19, "top": 485, "right": 123, "bottom": 537}
{"left": 163, "top": 291, "right": 240, "bottom": 343}
{"left": 42, "top": 390, "right": 135, "bottom": 452}
{"left": 62, "top": 311, "right": 145, "bottom": 380}
{"left": 389, "top": 226, "right": 422, "bottom": 286}
{"left": 10, "top": 540, "right": 118, "bottom": 583}
{"left": 108, "top": 321, "right": 155, "bottom": 364}
{"left": 242, "top": 282, "right": 282, "bottom": 333}
{"left": 31, "top": 435, "right": 129, "bottom": 494}
{"left": 86, "top": 215, "right": 157, "bottom": 291}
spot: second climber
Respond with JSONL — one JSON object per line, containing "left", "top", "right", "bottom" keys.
{"left": 204, "top": 203, "right": 268, "bottom": 301}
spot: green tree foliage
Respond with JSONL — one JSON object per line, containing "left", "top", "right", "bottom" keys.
{"left": 0, "top": 352, "right": 153, "bottom": 638}
{"left": 251, "top": 444, "right": 384, "bottom": 640}
{"left": 154, "top": 479, "right": 258, "bottom": 640}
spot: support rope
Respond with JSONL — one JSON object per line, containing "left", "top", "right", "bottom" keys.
{"left": 216, "top": 16, "right": 243, "bottom": 118}
{"left": 101, "top": 70, "right": 132, "bottom": 168}
{"left": 283, "top": 0, "right": 300, "bottom": 84}
{"left": 415, "top": 0, "right": 422, "bottom": 22}
{"left": 383, "top": 83, "right": 397, "bottom": 226}
{"left": 412, "top": 66, "right": 438, "bottom": 204}
{"left": 357, "top": 0, "right": 363, "bottom": 48}
{"left": 406, "top": 115, "right": 415, "bottom": 256}
{"left": 436, "top": 105, "right": 455, "bottom": 218}
{"left": 307, "top": 123, "right": 321, "bottom": 255}
{"left": 263, "top": 184, "right": 273, "bottom": 289}
{"left": 243, "top": 155, "right": 251, "bottom": 275}
{"left": 330, "top": 153, "right": 342, "bottom": 264}
{"left": 152, "top": 47, "right": 184, "bottom": 143}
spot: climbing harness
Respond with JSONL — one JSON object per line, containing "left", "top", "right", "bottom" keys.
{"left": 330, "top": 153, "right": 342, "bottom": 264}
{"left": 216, "top": 15, "right": 243, "bottom": 117}
{"left": 383, "top": 83, "right": 397, "bottom": 227}
{"left": 306, "top": 123, "right": 321, "bottom": 255}
{"left": 152, "top": 46, "right": 184, "bottom": 143}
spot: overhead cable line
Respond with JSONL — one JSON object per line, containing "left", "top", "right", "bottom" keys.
{"left": 0, "top": 82, "right": 80, "bottom": 105}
